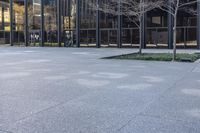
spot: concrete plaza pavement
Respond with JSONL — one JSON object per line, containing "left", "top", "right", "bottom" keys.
{"left": 0, "top": 47, "right": 200, "bottom": 133}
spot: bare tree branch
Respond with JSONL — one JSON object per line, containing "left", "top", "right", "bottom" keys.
{"left": 159, "top": 0, "right": 197, "bottom": 61}
{"left": 87, "top": 0, "right": 162, "bottom": 54}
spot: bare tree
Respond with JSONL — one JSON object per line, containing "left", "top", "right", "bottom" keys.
{"left": 159, "top": 0, "right": 197, "bottom": 61}
{"left": 88, "top": 0, "right": 162, "bottom": 54}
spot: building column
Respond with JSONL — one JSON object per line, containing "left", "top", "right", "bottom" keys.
{"left": 57, "top": 0, "right": 62, "bottom": 47}
{"left": 10, "top": 0, "right": 13, "bottom": 46}
{"left": 76, "top": 0, "right": 80, "bottom": 47}
{"left": 96, "top": 0, "right": 100, "bottom": 48}
{"left": 168, "top": 2, "right": 173, "bottom": 49}
{"left": 197, "top": 0, "right": 200, "bottom": 49}
{"left": 2, "top": 5, "right": 4, "bottom": 30}
{"left": 117, "top": 0, "right": 122, "bottom": 48}
{"left": 41, "top": 0, "right": 44, "bottom": 47}
{"left": 141, "top": 13, "right": 146, "bottom": 49}
{"left": 25, "top": 0, "right": 29, "bottom": 46}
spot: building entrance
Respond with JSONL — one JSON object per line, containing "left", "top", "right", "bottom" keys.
{"left": 63, "top": 30, "right": 76, "bottom": 47}
{"left": 29, "top": 30, "right": 41, "bottom": 46}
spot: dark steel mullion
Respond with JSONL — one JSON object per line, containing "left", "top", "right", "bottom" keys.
{"left": 2, "top": 5, "right": 4, "bottom": 30}
{"left": 57, "top": 0, "right": 62, "bottom": 47}
{"left": 68, "top": 0, "right": 71, "bottom": 29}
{"left": 25, "top": 0, "right": 29, "bottom": 46}
{"left": 131, "top": 29, "right": 133, "bottom": 45}
{"left": 168, "top": 1, "right": 173, "bottom": 49}
{"left": 87, "top": 30, "right": 89, "bottom": 45}
{"left": 10, "top": 0, "right": 13, "bottom": 46}
{"left": 117, "top": 0, "right": 122, "bottom": 48}
{"left": 76, "top": 0, "right": 80, "bottom": 47}
{"left": 197, "top": 0, "right": 200, "bottom": 49}
{"left": 96, "top": 0, "right": 100, "bottom": 48}
{"left": 156, "top": 28, "right": 158, "bottom": 46}
{"left": 141, "top": 13, "right": 146, "bottom": 49}
{"left": 41, "top": 0, "right": 44, "bottom": 47}
{"left": 184, "top": 27, "right": 186, "bottom": 48}
{"left": 108, "top": 30, "right": 110, "bottom": 46}
{"left": 140, "top": 0, "right": 146, "bottom": 49}
{"left": 4, "top": 30, "right": 5, "bottom": 40}
{"left": 99, "top": 29, "right": 101, "bottom": 46}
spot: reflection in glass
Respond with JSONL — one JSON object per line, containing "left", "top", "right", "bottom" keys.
{"left": 44, "top": 0, "right": 57, "bottom": 46}
{"left": 62, "top": 0, "right": 76, "bottom": 47}
{"left": 13, "top": 0, "right": 25, "bottom": 45}
{"left": 0, "top": 0, "right": 198, "bottom": 48}
{"left": 28, "top": 0, "right": 41, "bottom": 46}
{"left": 0, "top": 0, "right": 10, "bottom": 44}
{"left": 80, "top": 0, "right": 96, "bottom": 47}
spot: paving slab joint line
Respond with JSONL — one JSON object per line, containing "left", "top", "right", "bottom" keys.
{"left": 152, "top": 61, "right": 196, "bottom": 99}
{"left": 115, "top": 91, "right": 170, "bottom": 132}
{"left": 10, "top": 90, "right": 99, "bottom": 124}
{"left": 192, "top": 60, "right": 200, "bottom": 71}
{"left": 116, "top": 112, "right": 195, "bottom": 133}
{"left": 116, "top": 64, "right": 196, "bottom": 132}
{"left": 116, "top": 115, "right": 137, "bottom": 132}
{"left": 12, "top": 99, "right": 81, "bottom": 123}
{"left": 137, "top": 113, "right": 193, "bottom": 124}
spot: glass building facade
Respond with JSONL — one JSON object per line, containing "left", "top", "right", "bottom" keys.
{"left": 0, "top": 0, "right": 200, "bottom": 49}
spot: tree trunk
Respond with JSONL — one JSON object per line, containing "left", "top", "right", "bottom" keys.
{"left": 173, "top": 17, "right": 177, "bottom": 61}
{"left": 139, "top": 0, "right": 143, "bottom": 55}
